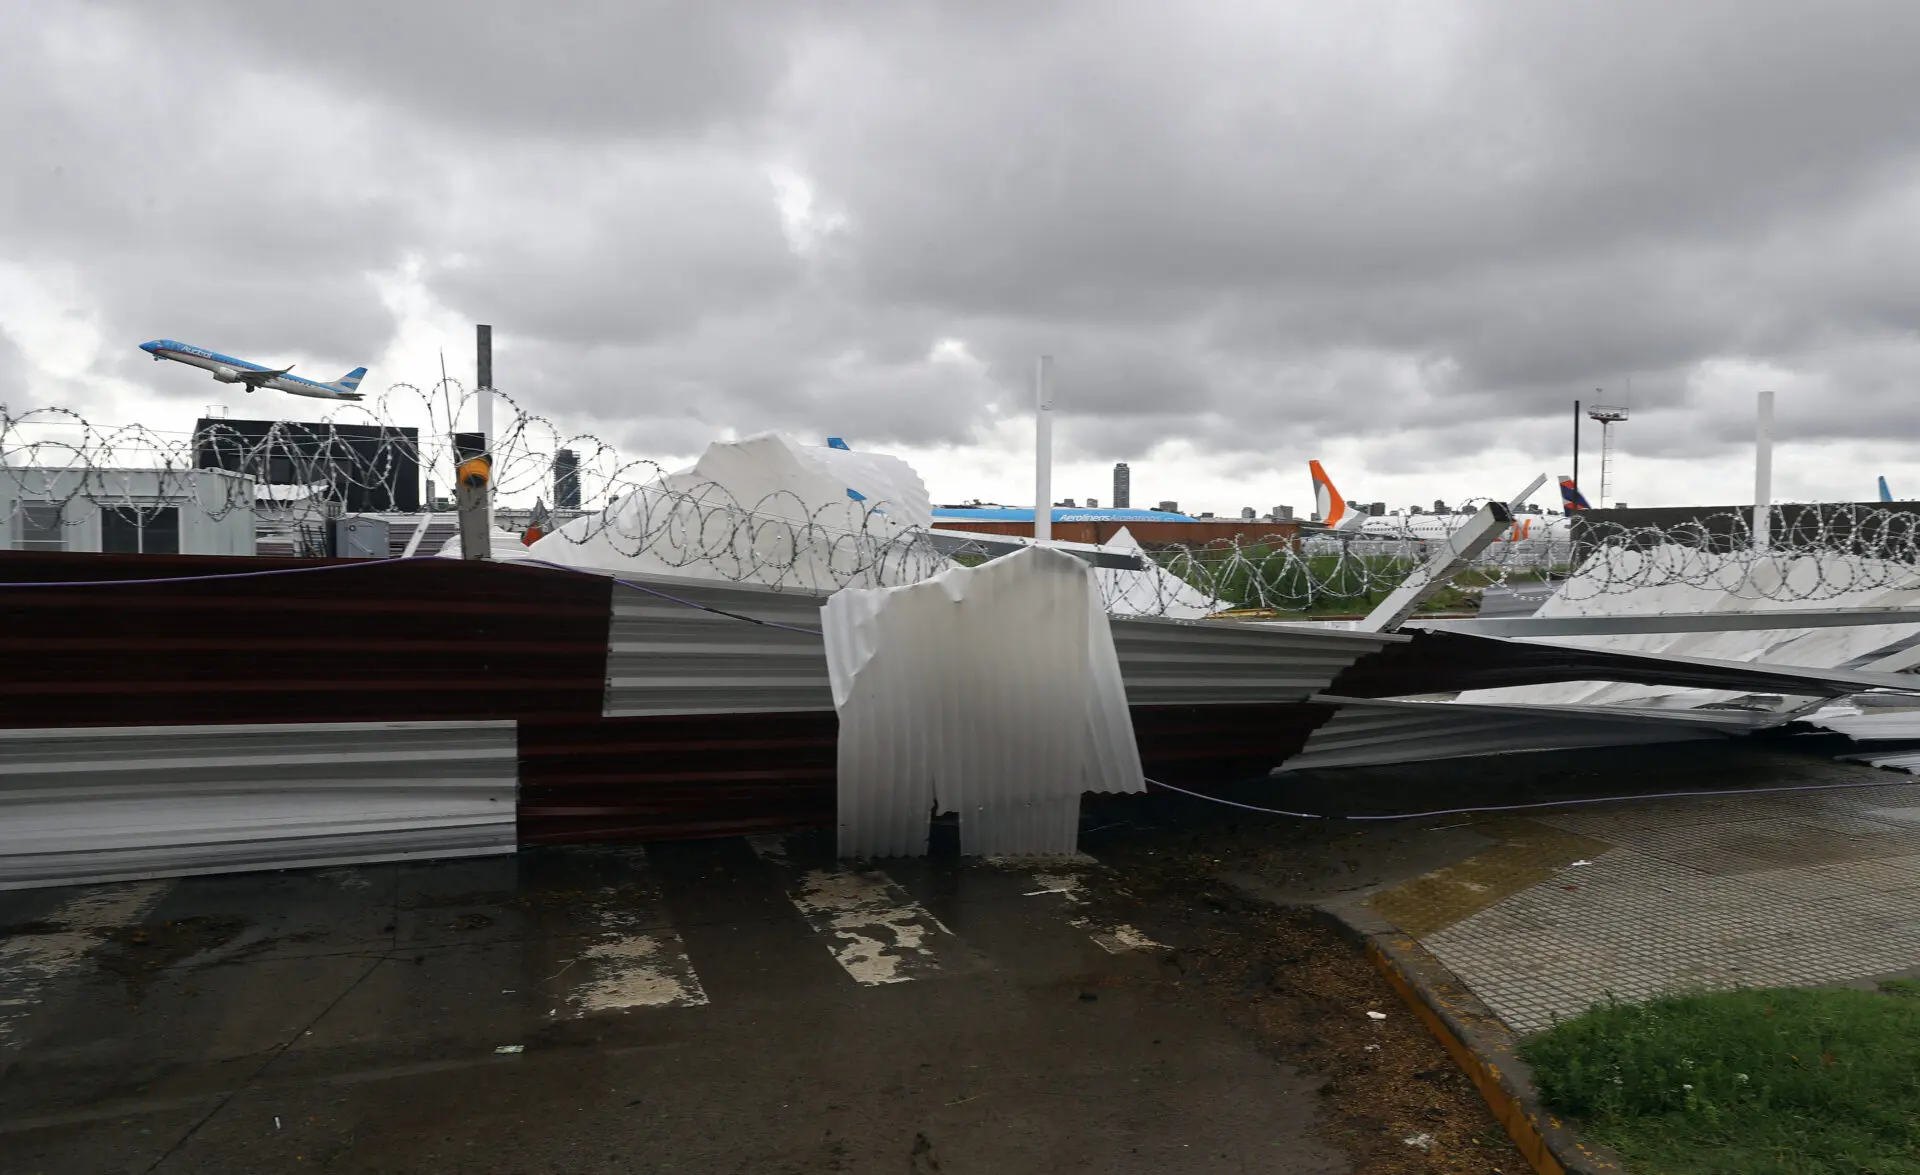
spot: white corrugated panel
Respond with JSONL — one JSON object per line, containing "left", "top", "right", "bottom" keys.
{"left": 1804, "top": 708, "right": 1920, "bottom": 740}
{"left": 1854, "top": 751, "right": 1920, "bottom": 774}
{"left": 1462, "top": 546, "right": 1920, "bottom": 711}
{"left": 1111, "top": 618, "right": 1405, "bottom": 705}
{"left": 1275, "top": 697, "right": 1753, "bottom": 773}
{"left": 0, "top": 721, "right": 517, "bottom": 890}
{"left": 598, "top": 570, "right": 1406, "bottom": 717}
{"left": 603, "top": 577, "right": 834, "bottom": 716}
{"left": 824, "top": 546, "right": 1144, "bottom": 858}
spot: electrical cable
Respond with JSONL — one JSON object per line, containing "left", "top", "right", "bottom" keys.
{"left": 1142, "top": 773, "right": 1913, "bottom": 822}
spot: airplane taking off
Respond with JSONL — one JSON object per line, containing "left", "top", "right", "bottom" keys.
{"left": 139, "top": 339, "right": 366, "bottom": 401}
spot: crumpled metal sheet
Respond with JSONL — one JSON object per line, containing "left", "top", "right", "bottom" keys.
{"left": 824, "top": 546, "right": 1143, "bottom": 858}
{"left": 1272, "top": 696, "right": 1757, "bottom": 773}
{"left": 0, "top": 720, "right": 517, "bottom": 890}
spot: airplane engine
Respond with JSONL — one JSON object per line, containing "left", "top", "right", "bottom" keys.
{"left": 211, "top": 366, "right": 241, "bottom": 383}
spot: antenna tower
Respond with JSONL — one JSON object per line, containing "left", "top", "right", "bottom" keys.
{"left": 1587, "top": 405, "right": 1629, "bottom": 506}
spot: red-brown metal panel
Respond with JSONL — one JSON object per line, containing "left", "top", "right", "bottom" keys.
{"left": 516, "top": 712, "right": 839, "bottom": 844}
{"left": 0, "top": 552, "right": 1340, "bottom": 846}
{"left": 516, "top": 702, "right": 1339, "bottom": 844}
{"left": 0, "top": 551, "right": 611, "bottom": 728}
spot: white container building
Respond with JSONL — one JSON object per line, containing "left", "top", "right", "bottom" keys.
{"left": 2, "top": 468, "right": 256, "bottom": 556}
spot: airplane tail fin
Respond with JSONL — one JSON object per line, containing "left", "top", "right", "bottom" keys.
{"left": 1558, "top": 474, "right": 1591, "bottom": 513}
{"left": 334, "top": 366, "right": 367, "bottom": 392}
{"left": 1880, "top": 475, "right": 1893, "bottom": 503}
{"left": 1309, "top": 460, "right": 1351, "bottom": 530}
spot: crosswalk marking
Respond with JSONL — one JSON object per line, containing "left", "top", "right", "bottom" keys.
{"left": 0, "top": 843, "right": 1159, "bottom": 1046}
{"left": 751, "top": 838, "right": 956, "bottom": 985}
{"left": 0, "top": 880, "right": 173, "bottom": 1054}
{"left": 557, "top": 852, "right": 708, "bottom": 1015}
{"left": 788, "top": 868, "right": 954, "bottom": 985}
{"left": 1023, "top": 867, "right": 1168, "bottom": 954}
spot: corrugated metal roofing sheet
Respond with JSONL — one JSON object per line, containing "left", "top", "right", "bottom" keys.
{"left": 824, "top": 547, "right": 1143, "bottom": 858}
{"left": 0, "top": 552, "right": 611, "bottom": 728}
{"left": 602, "top": 579, "right": 833, "bottom": 716}
{"left": 1328, "top": 628, "right": 1920, "bottom": 700}
{"left": 1274, "top": 697, "right": 1753, "bottom": 773}
{"left": 517, "top": 713, "right": 838, "bottom": 844}
{"left": 1111, "top": 617, "right": 1407, "bottom": 705}
{"left": 0, "top": 720, "right": 516, "bottom": 890}
{"left": 1804, "top": 709, "right": 1920, "bottom": 740}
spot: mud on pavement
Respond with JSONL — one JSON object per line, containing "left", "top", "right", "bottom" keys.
{"left": 1071, "top": 836, "right": 1525, "bottom": 1175}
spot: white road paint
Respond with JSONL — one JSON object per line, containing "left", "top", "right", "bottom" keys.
{"left": 0, "top": 881, "right": 172, "bottom": 1052}
{"left": 783, "top": 867, "right": 954, "bottom": 985}
{"left": 574, "top": 934, "right": 706, "bottom": 1011}
{"left": 1024, "top": 868, "right": 1168, "bottom": 954}
{"left": 1090, "top": 923, "right": 1165, "bottom": 954}
{"left": 555, "top": 855, "right": 707, "bottom": 1015}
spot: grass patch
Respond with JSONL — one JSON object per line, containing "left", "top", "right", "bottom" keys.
{"left": 1522, "top": 986, "right": 1920, "bottom": 1174}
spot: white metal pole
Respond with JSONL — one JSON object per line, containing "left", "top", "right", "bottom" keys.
{"left": 1033, "top": 355, "right": 1054, "bottom": 544}
{"left": 1753, "top": 389, "right": 1774, "bottom": 552}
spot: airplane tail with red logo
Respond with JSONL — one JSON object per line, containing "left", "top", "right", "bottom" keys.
{"left": 1558, "top": 474, "right": 1591, "bottom": 513}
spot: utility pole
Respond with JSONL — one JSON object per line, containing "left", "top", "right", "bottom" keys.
{"left": 1572, "top": 398, "right": 1581, "bottom": 496}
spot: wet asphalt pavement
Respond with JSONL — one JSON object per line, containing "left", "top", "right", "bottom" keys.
{"left": 0, "top": 832, "right": 1353, "bottom": 1174}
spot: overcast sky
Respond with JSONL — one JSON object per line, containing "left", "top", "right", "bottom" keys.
{"left": 6, "top": 1, "right": 1920, "bottom": 515}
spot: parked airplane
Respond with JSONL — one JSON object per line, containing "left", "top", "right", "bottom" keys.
{"left": 139, "top": 339, "right": 367, "bottom": 401}
{"left": 1309, "top": 459, "right": 1571, "bottom": 541}
{"left": 1880, "top": 476, "right": 1894, "bottom": 503}
{"left": 1559, "top": 474, "right": 1590, "bottom": 513}
{"left": 1309, "top": 460, "right": 1364, "bottom": 532}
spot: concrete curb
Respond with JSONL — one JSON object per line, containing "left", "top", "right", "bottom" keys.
{"left": 1217, "top": 875, "right": 1625, "bottom": 1174}
{"left": 1359, "top": 928, "right": 1621, "bottom": 1175}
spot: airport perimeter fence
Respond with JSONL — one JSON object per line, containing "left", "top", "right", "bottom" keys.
{"left": 9, "top": 388, "right": 1920, "bottom": 614}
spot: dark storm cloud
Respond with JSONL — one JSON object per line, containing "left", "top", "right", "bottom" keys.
{"left": 133, "top": 0, "right": 841, "bottom": 140}
{"left": 7, "top": 0, "right": 1920, "bottom": 493}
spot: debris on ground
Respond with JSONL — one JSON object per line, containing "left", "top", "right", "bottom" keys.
{"left": 1072, "top": 832, "right": 1525, "bottom": 1174}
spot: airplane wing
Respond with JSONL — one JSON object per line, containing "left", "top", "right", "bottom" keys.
{"left": 237, "top": 365, "right": 294, "bottom": 387}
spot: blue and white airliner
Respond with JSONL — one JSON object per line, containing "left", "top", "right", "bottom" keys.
{"left": 138, "top": 339, "right": 367, "bottom": 401}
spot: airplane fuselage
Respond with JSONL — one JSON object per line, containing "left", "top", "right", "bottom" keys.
{"left": 1356, "top": 513, "right": 1572, "bottom": 542}
{"left": 138, "top": 339, "right": 365, "bottom": 401}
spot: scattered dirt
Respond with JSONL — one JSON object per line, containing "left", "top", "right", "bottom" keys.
{"left": 98, "top": 916, "right": 249, "bottom": 999}
{"left": 0, "top": 919, "right": 68, "bottom": 937}
{"left": 1083, "top": 840, "right": 1524, "bottom": 1175}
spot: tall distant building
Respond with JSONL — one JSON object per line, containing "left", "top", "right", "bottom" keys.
{"left": 552, "top": 448, "right": 581, "bottom": 511}
{"left": 1240, "top": 506, "right": 1256, "bottom": 520}
{"left": 1113, "top": 463, "right": 1131, "bottom": 509}
{"left": 1271, "top": 505, "right": 1293, "bottom": 520}
{"left": 1157, "top": 500, "right": 1178, "bottom": 514}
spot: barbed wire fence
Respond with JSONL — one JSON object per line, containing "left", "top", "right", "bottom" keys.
{"left": 8, "top": 386, "right": 1920, "bottom": 612}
